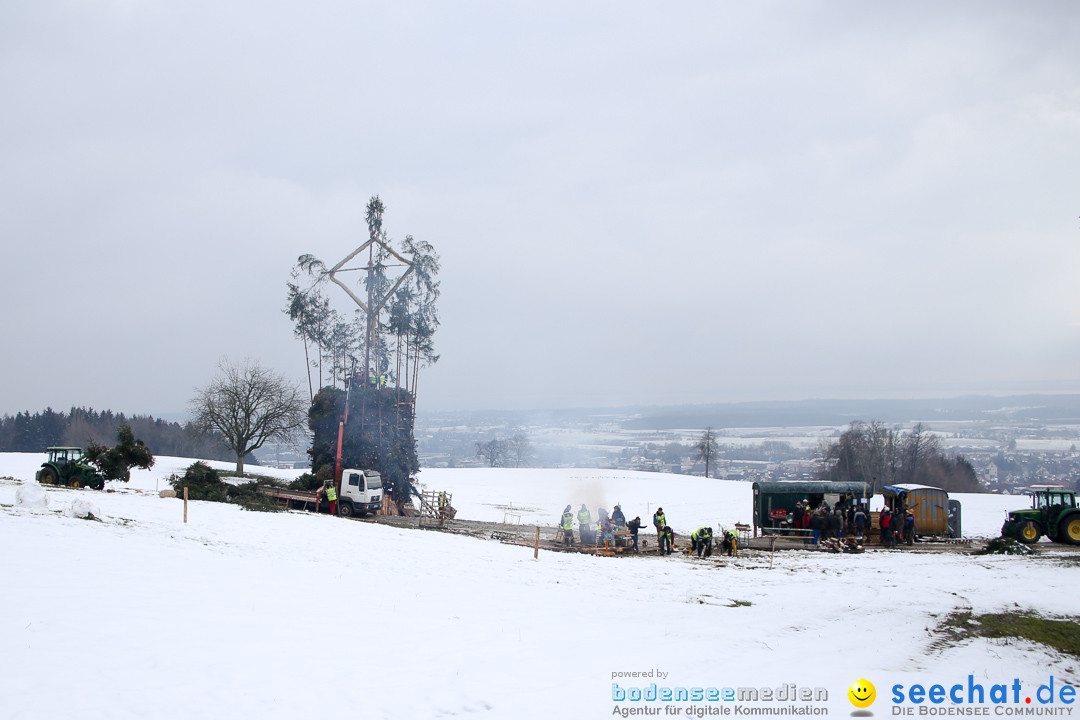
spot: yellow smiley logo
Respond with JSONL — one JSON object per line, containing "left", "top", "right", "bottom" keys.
{"left": 848, "top": 678, "right": 876, "bottom": 708}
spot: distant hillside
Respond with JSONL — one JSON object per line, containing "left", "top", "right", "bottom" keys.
{"left": 417, "top": 394, "right": 1080, "bottom": 431}
{"left": 621, "top": 395, "right": 1080, "bottom": 430}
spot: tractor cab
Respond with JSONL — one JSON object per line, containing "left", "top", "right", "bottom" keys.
{"left": 1028, "top": 487, "right": 1076, "bottom": 512}
{"left": 46, "top": 447, "right": 85, "bottom": 464}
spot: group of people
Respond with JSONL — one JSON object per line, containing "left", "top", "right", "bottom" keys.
{"left": 558, "top": 504, "right": 734, "bottom": 558}
{"left": 788, "top": 496, "right": 916, "bottom": 546}
{"left": 689, "top": 525, "right": 738, "bottom": 558}
{"left": 878, "top": 506, "right": 916, "bottom": 547}
{"left": 562, "top": 503, "right": 644, "bottom": 550}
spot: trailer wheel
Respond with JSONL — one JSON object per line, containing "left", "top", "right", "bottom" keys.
{"left": 1016, "top": 521, "right": 1041, "bottom": 544}
{"left": 39, "top": 467, "right": 59, "bottom": 485}
{"left": 1059, "top": 515, "right": 1080, "bottom": 546}
{"left": 338, "top": 501, "right": 354, "bottom": 518}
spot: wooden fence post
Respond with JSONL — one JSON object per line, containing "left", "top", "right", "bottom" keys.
{"left": 534, "top": 526, "right": 540, "bottom": 559}
{"left": 183, "top": 486, "right": 188, "bottom": 523}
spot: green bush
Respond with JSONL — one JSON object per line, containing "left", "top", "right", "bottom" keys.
{"left": 167, "top": 462, "right": 281, "bottom": 512}
{"left": 169, "top": 462, "right": 228, "bottom": 502}
{"left": 84, "top": 423, "right": 155, "bottom": 482}
{"left": 288, "top": 472, "right": 322, "bottom": 492}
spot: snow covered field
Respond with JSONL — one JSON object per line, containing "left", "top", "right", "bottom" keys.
{"left": 1, "top": 454, "right": 1077, "bottom": 719}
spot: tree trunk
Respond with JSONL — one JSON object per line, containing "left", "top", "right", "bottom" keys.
{"left": 303, "top": 336, "right": 313, "bottom": 402}
{"left": 411, "top": 338, "right": 420, "bottom": 396}
{"left": 235, "top": 454, "right": 245, "bottom": 476}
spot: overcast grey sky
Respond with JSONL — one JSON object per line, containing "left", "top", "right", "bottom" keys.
{"left": 2, "top": 1, "right": 1078, "bottom": 417}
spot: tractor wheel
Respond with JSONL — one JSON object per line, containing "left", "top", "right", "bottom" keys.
{"left": 1016, "top": 520, "right": 1041, "bottom": 544}
{"left": 38, "top": 467, "right": 59, "bottom": 485}
{"left": 69, "top": 478, "right": 81, "bottom": 488}
{"left": 1059, "top": 515, "right": 1080, "bottom": 546}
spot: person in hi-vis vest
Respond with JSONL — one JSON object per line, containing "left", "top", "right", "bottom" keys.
{"left": 319, "top": 480, "right": 338, "bottom": 516}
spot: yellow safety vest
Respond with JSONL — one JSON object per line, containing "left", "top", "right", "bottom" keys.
{"left": 326, "top": 486, "right": 337, "bottom": 502}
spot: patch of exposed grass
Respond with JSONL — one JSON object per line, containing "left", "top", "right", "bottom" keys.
{"left": 937, "top": 611, "right": 1080, "bottom": 659}
{"left": 728, "top": 600, "right": 752, "bottom": 607}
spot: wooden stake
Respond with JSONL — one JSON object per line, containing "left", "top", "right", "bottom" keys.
{"left": 183, "top": 486, "right": 189, "bottom": 524}
{"left": 534, "top": 526, "right": 540, "bottom": 559}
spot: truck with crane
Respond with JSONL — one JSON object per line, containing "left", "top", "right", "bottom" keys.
{"left": 257, "top": 468, "right": 383, "bottom": 518}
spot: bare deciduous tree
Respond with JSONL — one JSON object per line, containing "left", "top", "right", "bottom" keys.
{"left": 820, "top": 420, "right": 901, "bottom": 492}
{"left": 695, "top": 427, "right": 719, "bottom": 479}
{"left": 476, "top": 438, "right": 508, "bottom": 467}
{"left": 190, "top": 359, "right": 308, "bottom": 476}
{"left": 506, "top": 434, "right": 533, "bottom": 468}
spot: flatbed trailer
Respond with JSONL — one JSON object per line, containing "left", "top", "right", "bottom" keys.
{"left": 256, "top": 485, "right": 324, "bottom": 512}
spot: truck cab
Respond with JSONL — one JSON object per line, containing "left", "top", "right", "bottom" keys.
{"left": 338, "top": 468, "right": 383, "bottom": 518}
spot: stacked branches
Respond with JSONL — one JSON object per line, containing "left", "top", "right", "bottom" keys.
{"left": 308, "top": 385, "right": 419, "bottom": 505}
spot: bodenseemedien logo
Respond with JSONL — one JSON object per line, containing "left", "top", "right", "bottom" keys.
{"left": 610, "top": 680, "right": 829, "bottom": 716}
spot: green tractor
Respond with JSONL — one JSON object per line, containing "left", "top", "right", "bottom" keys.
{"left": 36, "top": 447, "right": 106, "bottom": 490}
{"left": 1000, "top": 485, "right": 1080, "bottom": 545}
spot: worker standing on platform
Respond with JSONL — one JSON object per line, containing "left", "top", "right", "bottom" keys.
{"left": 653, "top": 507, "right": 666, "bottom": 546}
{"left": 578, "top": 504, "right": 593, "bottom": 545}
{"left": 627, "top": 516, "right": 644, "bottom": 552}
{"left": 660, "top": 525, "right": 675, "bottom": 555}
{"left": 561, "top": 505, "right": 575, "bottom": 546}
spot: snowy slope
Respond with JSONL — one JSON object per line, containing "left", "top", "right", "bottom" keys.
{"left": 1, "top": 455, "right": 1076, "bottom": 719}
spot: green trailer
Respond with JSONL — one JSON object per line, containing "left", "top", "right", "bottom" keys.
{"left": 751, "top": 481, "right": 871, "bottom": 536}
